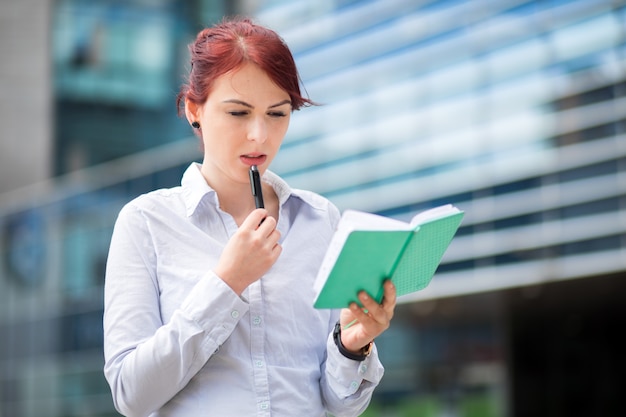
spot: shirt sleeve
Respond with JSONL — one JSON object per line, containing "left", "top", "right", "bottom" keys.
{"left": 320, "top": 322, "right": 385, "bottom": 416}
{"left": 103, "top": 203, "right": 248, "bottom": 417}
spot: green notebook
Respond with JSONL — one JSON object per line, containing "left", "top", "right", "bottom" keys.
{"left": 313, "top": 204, "right": 464, "bottom": 309}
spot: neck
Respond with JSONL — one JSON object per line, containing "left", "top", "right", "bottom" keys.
{"left": 199, "top": 163, "right": 273, "bottom": 224}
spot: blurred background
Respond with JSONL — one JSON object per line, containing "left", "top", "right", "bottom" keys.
{"left": 0, "top": 0, "right": 624, "bottom": 416}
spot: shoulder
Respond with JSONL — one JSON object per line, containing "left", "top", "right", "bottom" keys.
{"left": 292, "top": 188, "right": 339, "bottom": 216}
{"left": 116, "top": 186, "right": 185, "bottom": 224}
{"left": 265, "top": 170, "right": 341, "bottom": 226}
{"left": 289, "top": 187, "right": 342, "bottom": 231}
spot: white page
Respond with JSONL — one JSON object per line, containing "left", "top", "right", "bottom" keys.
{"left": 339, "top": 209, "right": 413, "bottom": 232}
{"left": 410, "top": 204, "right": 460, "bottom": 227}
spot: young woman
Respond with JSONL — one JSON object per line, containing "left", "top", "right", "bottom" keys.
{"left": 103, "top": 17, "right": 396, "bottom": 417}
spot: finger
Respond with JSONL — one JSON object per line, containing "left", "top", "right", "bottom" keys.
{"left": 242, "top": 209, "right": 269, "bottom": 230}
{"left": 264, "top": 226, "right": 282, "bottom": 257}
{"left": 356, "top": 292, "right": 384, "bottom": 323}
{"left": 381, "top": 280, "right": 397, "bottom": 312}
{"left": 358, "top": 287, "right": 393, "bottom": 324}
{"left": 257, "top": 216, "right": 278, "bottom": 237}
{"left": 357, "top": 291, "right": 377, "bottom": 311}
{"left": 349, "top": 301, "right": 370, "bottom": 323}
{"left": 270, "top": 229, "right": 281, "bottom": 247}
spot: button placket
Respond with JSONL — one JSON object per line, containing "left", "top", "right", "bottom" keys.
{"left": 358, "top": 363, "right": 368, "bottom": 375}
{"left": 247, "top": 280, "right": 270, "bottom": 414}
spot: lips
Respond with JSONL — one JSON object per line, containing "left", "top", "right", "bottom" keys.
{"left": 241, "top": 154, "right": 267, "bottom": 166}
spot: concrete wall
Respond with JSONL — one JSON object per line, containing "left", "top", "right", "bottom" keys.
{"left": 0, "top": 0, "right": 52, "bottom": 195}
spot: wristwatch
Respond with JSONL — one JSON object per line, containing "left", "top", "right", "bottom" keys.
{"left": 333, "top": 321, "right": 373, "bottom": 362}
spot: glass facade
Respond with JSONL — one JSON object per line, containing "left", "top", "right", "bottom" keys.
{"left": 0, "top": 147, "right": 198, "bottom": 416}
{"left": 51, "top": 0, "right": 231, "bottom": 175}
{"left": 0, "top": 0, "right": 624, "bottom": 416}
{"left": 262, "top": 0, "right": 626, "bottom": 299}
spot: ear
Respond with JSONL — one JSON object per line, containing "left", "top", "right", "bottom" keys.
{"left": 184, "top": 98, "right": 201, "bottom": 125}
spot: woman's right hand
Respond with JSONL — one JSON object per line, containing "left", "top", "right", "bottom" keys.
{"left": 214, "top": 209, "right": 282, "bottom": 295}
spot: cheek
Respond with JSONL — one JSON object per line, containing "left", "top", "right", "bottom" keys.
{"left": 270, "top": 122, "right": 289, "bottom": 147}
{"left": 203, "top": 119, "right": 243, "bottom": 143}
{"left": 273, "top": 117, "right": 290, "bottom": 137}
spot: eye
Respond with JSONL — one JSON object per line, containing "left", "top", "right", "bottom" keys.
{"left": 268, "top": 111, "right": 287, "bottom": 118}
{"left": 228, "top": 110, "right": 248, "bottom": 117}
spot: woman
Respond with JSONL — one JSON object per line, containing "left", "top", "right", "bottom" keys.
{"left": 103, "top": 17, "right": 396, "bottom": 417}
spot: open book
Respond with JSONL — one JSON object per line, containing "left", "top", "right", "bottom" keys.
{"left": 313, "top": 204, "right": 464, "bottom": 309}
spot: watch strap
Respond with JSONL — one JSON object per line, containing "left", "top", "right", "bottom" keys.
{"left": 333, "top": 321, "right": 373, "bottom": 362}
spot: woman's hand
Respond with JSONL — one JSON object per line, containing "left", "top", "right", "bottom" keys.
{"left": 214, "top": 209, "right": 282, "bottom": 294}
{"left": 339, "top": 280, "right": 397, "bottom": 353}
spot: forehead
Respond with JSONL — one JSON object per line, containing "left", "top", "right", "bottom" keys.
{"left": 210, "top": 63, "right": 289, "bottom": 102}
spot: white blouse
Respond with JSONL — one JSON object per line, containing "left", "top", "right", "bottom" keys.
{"left": 103, "top": 163, "right": 384, "bottom": 417}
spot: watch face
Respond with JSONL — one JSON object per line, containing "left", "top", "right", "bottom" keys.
{"left": 362, "top": 341, "right": 373, "bottom": 356}
{"left": 3, "top": 209, "right": 46, "bottom": 288}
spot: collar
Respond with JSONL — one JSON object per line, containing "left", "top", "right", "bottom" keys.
{"left": 181, "top": 163, "right": 215, "bottom": 217}
{"left": 181, "top": 163, "right": 314, "bottom": 217}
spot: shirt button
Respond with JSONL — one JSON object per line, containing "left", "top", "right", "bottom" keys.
{"left": 252, "top": 316, "right": 262, "bottom": 326}
{"left": 231, "top": 310, "right": 240, "bottom": 319}
{"left": 358, "top": 363, "right": 368, "bottom": 374}
{"left": 350, "top": 380, "right": 360, "bottom": 391}
{"left": 259, "top": 402, "right": 269, "bottom": 410}
{"left": 255, "top": 360, "right": 264, "bottom": 368}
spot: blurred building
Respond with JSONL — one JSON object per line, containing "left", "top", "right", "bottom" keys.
{"left": 0, "top": 0, "right": 52, "bottom": 194}
{"left": 0, "top": 0, "right": 624, "bottom": 416}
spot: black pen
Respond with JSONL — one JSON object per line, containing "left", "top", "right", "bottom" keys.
{"left": 249, "top": 165, "right": 265, "bottom": 209}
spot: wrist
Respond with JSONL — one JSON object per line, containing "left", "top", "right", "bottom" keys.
{"left": 213, "top": 268, "right": 245, "bottom": 296}
{"left": 333, "top": 321, "right": 373, "bottom": 361}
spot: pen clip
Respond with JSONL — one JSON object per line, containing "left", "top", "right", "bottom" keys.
{"left": 249, "top": 165, "right": 265, "bottom": 209}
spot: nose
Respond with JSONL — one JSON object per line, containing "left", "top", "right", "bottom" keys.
{"left": 247, "top": 117, "right": 268, "bottom": 143}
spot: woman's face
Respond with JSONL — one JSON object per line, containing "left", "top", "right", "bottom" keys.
{"left": 190, "top": 62, "right": 292, "bottom": 188}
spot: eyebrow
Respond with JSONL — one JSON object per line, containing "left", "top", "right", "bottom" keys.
{"left": 222, "top": 99, "right": 292, "bottom": 109}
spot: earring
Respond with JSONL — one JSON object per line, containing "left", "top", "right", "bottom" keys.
{"left": 191, "top": 121, "right": 200, "bottom": 129}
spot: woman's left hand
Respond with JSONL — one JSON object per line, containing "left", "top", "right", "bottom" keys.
{"left": 339, "top": 279, "right": 397, "bottom": 353}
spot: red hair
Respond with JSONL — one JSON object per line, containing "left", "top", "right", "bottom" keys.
{"left": 176, "top": 17, "right": 314, "bottom": 115}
